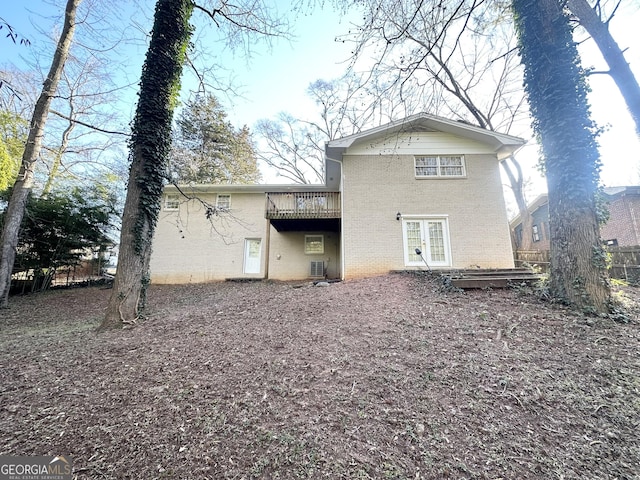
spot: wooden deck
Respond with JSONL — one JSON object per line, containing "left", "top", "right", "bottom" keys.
{"left": 442, "top": 269, "right": 543, "bottom": 289}
{"left": 265, "top": 192, "right": 340, "bottom": 220}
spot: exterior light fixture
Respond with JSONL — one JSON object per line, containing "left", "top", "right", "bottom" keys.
{"left": 396, "top": 212, "right": 402, "bottom": 221}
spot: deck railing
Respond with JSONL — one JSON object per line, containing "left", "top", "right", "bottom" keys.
{"left": 265, "top": 192, "right": 341, "bottom": 219}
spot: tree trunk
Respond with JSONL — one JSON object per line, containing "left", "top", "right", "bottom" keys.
{"left": 0, "top": 0, "right": 81, "bottom": 308}
{"left": 501, "top": 155, "right": 534, "bottom": 252}
{"left": 512, "top": 0, "right": 610, "bottom": 313}
{"left": 100, "top": 0, "right": 194, "bottom": 330}
{"left": 567, "top": 0, "right": 640, "bottom": 137}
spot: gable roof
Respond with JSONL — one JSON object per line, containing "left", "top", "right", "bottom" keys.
{"left": 325, "top": 112, "right": 526, "bottom": 161}
{"left": 603, "top": 185, "right": 640, "bottom": 197}
{"left": 510, "top": 185, "right": 640, "bottom": 227}
{"left": 509, "top": 193, "right": 549, "bottom": 227}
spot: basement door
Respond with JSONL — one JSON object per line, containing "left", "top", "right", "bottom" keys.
{"left": 402, "top": 218, "right": 451, "bottom": 267}
{"left": 243, "top": 238, "right": 262, "bottom": 274}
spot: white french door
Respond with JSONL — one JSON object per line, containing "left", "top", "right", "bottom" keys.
{"left": 243, "top": 238, "right": 262, "bottom": 274}
{"left": 402, "top": 218, "right": 451, "bottom": 267}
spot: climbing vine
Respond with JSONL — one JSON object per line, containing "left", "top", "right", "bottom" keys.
{"left": 513, "top": 0, "right": 601, "bottom": 200}
{"left": 512, "top": 0, "right": 610, "bottom": 312}
{"left": 101, "top": 0, "right": 195, "bottom": 329}
{"left": 130, "top": 0, "right": 194, "bottom": 256}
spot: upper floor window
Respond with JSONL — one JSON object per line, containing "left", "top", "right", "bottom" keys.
{"left": 415, "top": 155, "right": 465, "bottom": 178}
{"left": 216, "top": 194, "right": 231, "bottom": 210}
{"left": 164, "top": 194, "right": 180, "bottom": 211}
{"left": 532, "top": 224, "right": 540, "bottom": 242}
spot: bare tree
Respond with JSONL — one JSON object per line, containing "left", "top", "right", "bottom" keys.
{"left": 255, "top": 72, "right": 419, "bottom": 184}
{"left": 567, "top": 0, "right": 640, "bottom": 137}
{"left": 0, "top": 0, "right": 81, "bottom": 308}
{"left": 255, "top": 113, "right": 325, "bottom": 184}
{"left": 41, "top": 55, "right": 130, "bottom": 195}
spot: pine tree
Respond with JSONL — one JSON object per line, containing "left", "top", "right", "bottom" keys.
{"left": 171, "top": 94, "right": 261, "bottom": 184}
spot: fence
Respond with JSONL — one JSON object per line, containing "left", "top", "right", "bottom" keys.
{"left": 514, "top": 250, "right": 550, "bottom": 272}
{"left": 515, "top": 246, "right": 640, "bottom": 283}
{"left": 608, "top": 246, "right": 640, "bottom": 283}
{"left": 10, "top": 259, "right": 108, "bottom": 295}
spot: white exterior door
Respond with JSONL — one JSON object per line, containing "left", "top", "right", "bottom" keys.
{"left": 403, "top": 218, "right": 451, "bottom": 267}
{"left": 243, "top": 238, "right": 262, "bottom": 274}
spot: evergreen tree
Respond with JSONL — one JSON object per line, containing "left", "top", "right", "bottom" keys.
{"left": 171, "top": 94, "right": 261, "bottom": 184}
{"left": 0, "top": 111, "right": 27, "bottom": 191}
{"left": 1, "top": 185, "right": 116, "bottom": 291}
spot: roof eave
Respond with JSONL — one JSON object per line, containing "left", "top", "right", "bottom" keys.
{"left": 325, "top": 112, "right": 526, "bottom": 160}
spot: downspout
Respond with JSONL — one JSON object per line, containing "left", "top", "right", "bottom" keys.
{"left": 340, "top": 170, "right": 345, "bottom": 280}
{"left": 325, "top": 146, "right": 346, "bottom": 280}
{"left": 264, "top": 218, "right": 271, "bottom": 279}
{"left": 625, "top": 193, "right": 640, "bottom": 245}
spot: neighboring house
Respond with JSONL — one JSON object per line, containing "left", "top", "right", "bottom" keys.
{"left": 600, "top": 186, "right": 640, "bottom": 246}
{"left": 510, "top": 194, "right": 551, "bottom": 251}
{"left": 510, "top": 186, "right": 640, "bottom": 251}
{"left": 150, "top": 113, "right": 525, "bottom": 283}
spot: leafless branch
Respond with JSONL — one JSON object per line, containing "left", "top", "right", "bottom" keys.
{"left": 49, "top": 109, "right": 129, "bottom": 136}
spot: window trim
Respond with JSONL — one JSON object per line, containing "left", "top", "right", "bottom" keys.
{"left": 532, "top": 224, "right": 540, "bottom": 242}
{"left": 164, "top": 194, "right": 180, "bottom": 211}
{"left": 414, "top": 155, "right": 466, "bottom": 178}
{"left": 304, "top": 234, "right": 325, "bottom": 255}
{"left": 216, "top": 194, "right": 231, "bottom": 210}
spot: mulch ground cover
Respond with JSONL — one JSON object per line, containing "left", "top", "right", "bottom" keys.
{"left": 1, "top": 272, "right": 639, "bottom": 479}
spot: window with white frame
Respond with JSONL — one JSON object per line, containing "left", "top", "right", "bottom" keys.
{"left": 216, "top": 194, "right": 231, "bottom": 210}
{"left": 532, "top": 224, "right": 540, "bottom": 242}
{"left": 304, "top": 235, "right": 324, "bottom": 254}
{"left": 164, "top": 194, "right": 180, "bottom": 211}
{"left": 415, "top": 155, "right": 465, "bottom": 178}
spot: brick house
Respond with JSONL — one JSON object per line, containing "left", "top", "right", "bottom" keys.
{"left": 511, "top": 186, "right": 640, "bottom": 251}
{"left": 600, "top": 186, "right": 640, "bottom": 247}
{"left": 150, "top": 113, "right": 525, "bottom": 283}
{"left": 510, "top": 194, "right": 551, "bottom": 251}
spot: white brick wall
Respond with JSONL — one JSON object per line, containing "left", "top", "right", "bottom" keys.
{"left": 341, "top": 152, "right": 514, "bottom": 278}
{"left": 267, "top": 229, "right": 341, "bottom": 280}
{"left": 151, "top": 131, "right": 516, "bottom": 283}
{"left": 150, "top": 192, "right": 267, "bottom": 283}
{"left": 151, "top": 191, "right": 342, "bottom": 283}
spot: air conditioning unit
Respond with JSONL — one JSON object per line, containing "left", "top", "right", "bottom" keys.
{"left": 310, "top": 261, "right": 324, "bottom": 277}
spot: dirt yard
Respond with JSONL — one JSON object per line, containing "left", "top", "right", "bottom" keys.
{"left": 1, "top": 273, "right": 639, "bottom": 479}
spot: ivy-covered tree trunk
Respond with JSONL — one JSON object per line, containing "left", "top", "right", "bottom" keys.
{"left": 0, "top": 0, "right": 81, "bottom": 308}
{"left": 512, "top": 0, "right": 610, "bottom": 313}
{"left": 100, "top": 0, "right": 194, "bottom": 329}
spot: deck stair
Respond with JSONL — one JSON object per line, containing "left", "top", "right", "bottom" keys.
{"left": 441, "top": 268, "right": 543, "bottom": 289}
